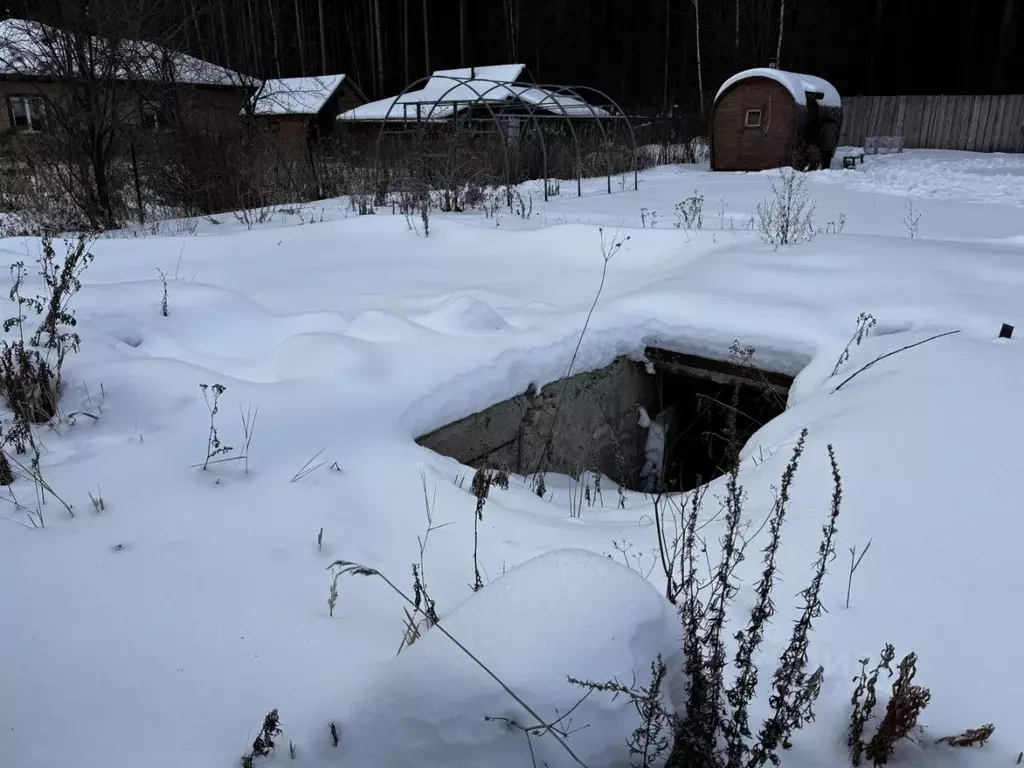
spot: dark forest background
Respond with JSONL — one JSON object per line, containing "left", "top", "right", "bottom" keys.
{"left": 6, "top": 0, "right": 1023, "bottom": 113}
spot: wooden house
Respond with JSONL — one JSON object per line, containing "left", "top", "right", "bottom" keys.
{"left": 0, "top": 17, "right": 252, "bottom": 146}
{"left": 251, "top": 74, "right": 366, "bottom": 149}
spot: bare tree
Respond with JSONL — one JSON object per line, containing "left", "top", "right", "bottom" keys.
{"left": 294, "top": 0, "right": 308, "bottom": 75}
{"left": 373, "top": 0, "right": 385, "bottom": 96}
{"left": 775, "top": 0, "right": 787, "bottom": 65}
{"left": 187, "top": 0, "right": 208, "bottom": 63}
{"left": 422, "top": 0, "right": 430, "bottom": 72}
{"left": 503, "top": 0, "right": 519, "bottom": 62}
{"left": 735, "top": 0, "right": 740, "bottom": 64}
{"left": 344, "top": 3, "right": 364, "bottom": 89}
{"left": 994, "top": 0, "right": 1017, "bottom": 91}
{"left": 318, "top": 0, "right": 327, "bottom": 73}
{"left": 693, "top": 0, "right": 704, "bottom": 113}
{"left": 459, "top": 0, "right": 467, "bottom": 67}
{"left": 267, "top": 0, "right": 282, "bottom": 78}
{"left": 403, "top": 0, "right": 410, "bottom": 84}
{"left": 218, "top": 0, "right": 232, "bottom": 69}
{"left": 663, "top": 0, "right": 671, "bottom": 114}
{"left": 0, "top": 4, "right": 201, "bottom": 229}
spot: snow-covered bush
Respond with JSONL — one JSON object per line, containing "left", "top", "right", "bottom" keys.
{"left": 756, "top": 168, "right": 817, "bottom": 249}
{"left": 674, "top": 192, "right": 705, "bottom": 231}
{"left": 637, "top": 138, "right": 710, "bottom": 168}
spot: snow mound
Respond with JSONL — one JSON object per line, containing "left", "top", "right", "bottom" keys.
{"left": 337, "top": 549, "right": 684, "bottom": 768}
{"left": 412, "top": 296, "right": 513, "bottom": 334}
{"left": 715, "top": 67, "right": 841, "bottom": 109}
{"left": 345, "top": 308, "right": 428, "bottom": 342}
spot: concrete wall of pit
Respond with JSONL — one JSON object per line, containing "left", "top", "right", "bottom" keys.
{"left": 415, "top": 355, "right": 655, "bottom": 488}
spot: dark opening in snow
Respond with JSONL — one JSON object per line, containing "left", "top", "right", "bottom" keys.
{"left": 415, "top": 347, "right": 794, "bottom": 494}
{"left": 643, "top": 348, "right": 792, "bottom": 492}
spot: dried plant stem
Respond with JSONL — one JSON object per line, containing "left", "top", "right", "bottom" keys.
{"left": 845, "top": 538, "right": 873, "bottom": 609}
{"left": 291, "top": 447, "right": 327, "bottom": 482}
{"left": 832, "top": 330, "right": 961, "bottom": 393}
{"left": 532, "top": 228, "right": 628, "bottom": 478}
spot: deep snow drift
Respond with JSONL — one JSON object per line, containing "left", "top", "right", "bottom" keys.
{"left": 1, "top": 150, "right": 1023, "bottom": 768}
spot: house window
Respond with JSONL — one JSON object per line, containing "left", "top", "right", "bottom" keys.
{"left": 139, "top": 96, "right": 172, "bottom": 131}
{"left": 744, "top": 109, "right": 763, "bottom": 128}
{"left": 267, "top": 120, "right": 280, "bottom": 133}
{"left": 8, "top": 95, "right": 46, "bottom": 133}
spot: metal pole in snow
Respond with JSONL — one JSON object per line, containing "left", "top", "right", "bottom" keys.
{"left": 131, "top": 142, "right": 144, "bottom": 226}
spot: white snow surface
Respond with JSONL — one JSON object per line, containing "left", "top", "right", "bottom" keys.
{"left": 252, "top": 75, "right": 348, "bottom": 116}
{"left": 715, "top": 67, "right": 842, "bottom": 109}
{"left": 0, "top": 17, "right": 249, "bottom": 87}
{"left": 2, "top": 149, "right": 1024, "bottom": 768}
{"left": 338, "top": 549, "right": 685, "bottom": 768}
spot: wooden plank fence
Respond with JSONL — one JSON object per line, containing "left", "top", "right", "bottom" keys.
{"left": 839, "top": 94, "right": 1024, "bottom": 153}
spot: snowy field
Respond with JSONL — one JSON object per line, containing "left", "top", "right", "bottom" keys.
{"left": 2, "top": 149, "right": 1023, "bottom": 768}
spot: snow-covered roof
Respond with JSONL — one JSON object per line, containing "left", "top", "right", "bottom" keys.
{"left": 252, "top": 75, "right": 348, "bottom": 116}
{"left": 338, "top": 64, "right": 525, "bottom": 122}
{"left": 0, "top": 18, "right": 250, "bottom": 87}
{"left": 512, "top": 86, "right": 609, "bottom": 117}
{"left": 714, "top": 67, "right": 841, "bottom": 109}
{"left": 338, "top": 64, "right": 608, "bottom": 122}
{"left": 431, "top": 64, "right": 527, "bottom": 88}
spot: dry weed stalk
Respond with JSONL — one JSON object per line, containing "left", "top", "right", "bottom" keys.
{"left": 576, "top": 427, "right": 842, "bottom": 768}
{"left": 936, "top": 723, "right": 994, "bottom": 748}
{"left": 850, "top": 644, "right": 933, "bottom": 766}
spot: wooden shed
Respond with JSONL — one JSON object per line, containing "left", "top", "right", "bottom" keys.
{"left": 251, "top": 74, "right": 365, "bottom": 149}
{"left": 710, "top": 67, "right": 842, "bottom": 172}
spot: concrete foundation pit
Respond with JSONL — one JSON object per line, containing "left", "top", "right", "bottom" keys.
{"left": 415, "top": 347, "right": 794, "bottom": 493}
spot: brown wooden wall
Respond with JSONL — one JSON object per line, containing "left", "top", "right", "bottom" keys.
{"left": 711, "top": 79, "right": 799, "bottom": 171}
{"left": 335, "top": 80, "right": 365, "bottom": 114}
{"left": 0, "top": 78, "right": 248, "bottom": 137}
{"left": 261, "top": 114, "right": 310, "bottom": 150}
{"left": 839, "top": 94, "right": 1024, "bottom": 152}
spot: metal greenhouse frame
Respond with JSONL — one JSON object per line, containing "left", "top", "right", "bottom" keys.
{"left": 372, "top": 74, "right": 638, "bottom": 200}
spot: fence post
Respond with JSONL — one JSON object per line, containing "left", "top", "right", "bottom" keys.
{"left": 130, "top": 141, "right": 145, "bottom": 226}
{"left": 307, "top": 140, "right": 322, "bottom": 200}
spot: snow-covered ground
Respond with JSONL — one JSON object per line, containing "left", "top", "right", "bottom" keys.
{"left": 2, "top": 150, "right": 1023, "bottom": 768}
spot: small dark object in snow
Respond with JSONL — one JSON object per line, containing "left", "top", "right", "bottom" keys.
{"left": 999, "top": 323, "right": 1014, "bottom": 339}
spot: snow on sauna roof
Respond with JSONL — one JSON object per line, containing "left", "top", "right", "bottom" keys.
{"left": 253, "top": 75, "right": 348, "bottom": 116}
{"left": 338, "top": 64, "right": 608, "bottom": 121}
{"left": 0, "top": 18, "right": 248, "bottom": 87}
{"left": 714, "top": 67, "right": 841, "bottom": 108}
